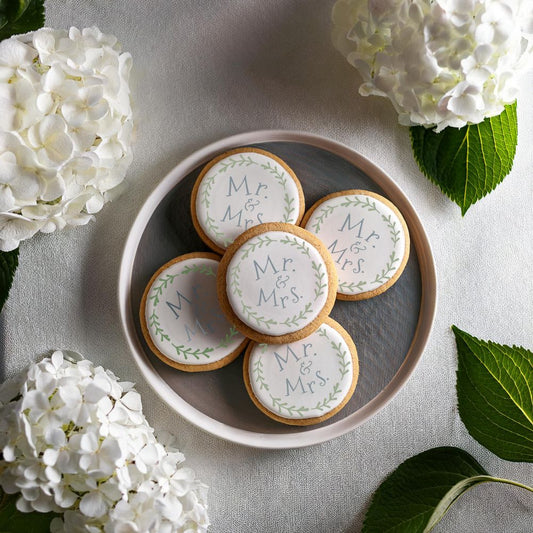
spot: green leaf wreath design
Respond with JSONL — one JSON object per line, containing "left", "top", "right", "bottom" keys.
{"left": 148, "top": 312, "right": 170, "bottom": 343}
{"left": 229, "top": 264, "right": 243, "bottom": 298}
{"left": 181, "top": 263, "right": 216, "bottom": 277}
{"left": 283, "top": 192, "right": 295, "bottom": 223}
{"left": 371, "top": 250, "right": 399, "bottom": 286}
{"left": 252, "top": 357, "right": 269, "bottom": 391}
{"left": 256, "top": 325, "right": 352, "bottom": 418}
{"left": 318, "top": 326, "right": 351, "bottom": 379}
{"left": 172, "top": 344, "right": 213, "bottom": 360}
{"left": 241, "top": 303, "right": 277, "bottom": 330}
{"left": 381, "top": 214, "right": 401, "bottom": 245}
{"left": 230, "top": 235, "right": 327, "bottom": 330}
{"left": 205, "top": 214, "right": 228, "bottom": 246}
{"left": 199, "top": 173, "right": 216, "bottom": 209}
{"left": 148, "top": 262, "right": 237, "bottom": 359}
{"left": 216, "top": 326, "right": 239, "bottom": 349}
{"left": 310, "top": 195, "right": 403, "bottom": 292}
{"left": 313, "top": 383, "right": 342, "bottom": 412}
{"left": 279, "top": 235, "right": 311, "bottom": 257}
{"left": 280, "top": 302, "right": 313, "bottom": 328}
{"left": 199, "top": 153, "right": 298, "bottom": 245}
{"left": 149, "top": 273, "right": 179, "bottom": 306}
{"left": 340, "top": 196, "right": 380, "bottom": 213}
{"left": 338, "top": 280, "right": 367, "bottom": 293}
{"left": 218, "top": 154, "right": 256, "bottom": 172}
{"left": 310, "top": 204, "right": 335, "bottom": 233}
{"left": 269, "top": 395, "right": 310, "bottom": 418}
{"left": 240, "top": 235, "right": 276, "bottom": 260}
{"left": 312, "top": 261, "right": 327, "bottom": 300}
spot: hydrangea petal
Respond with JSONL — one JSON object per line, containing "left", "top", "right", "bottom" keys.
{"left": 80, "top": 491, "right": 108, "bottom": 518}
{"left": 0, "top": 39, "right": 37, "bottom": 67}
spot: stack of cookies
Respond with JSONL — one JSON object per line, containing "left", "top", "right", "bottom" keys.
{"left": 140, "top": 148, "right": 409, "bottom": 426}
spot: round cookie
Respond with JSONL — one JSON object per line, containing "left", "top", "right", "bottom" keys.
{"left": 191, "top": 147, "right": 305, "bottom": 254}
{"left": 302, "top": 190, "right": 409, "bottom": 300}
{"left": 140, "top": 252, "right": 248, "bottom": 372}
{"left": 243, "top": 317, "right": 359, "bottom": 426}
{"left": 217, "top": 222, "right": 338, "bottom": 345}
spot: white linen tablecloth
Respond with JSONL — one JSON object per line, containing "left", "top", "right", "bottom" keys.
{"left": 2, "top": 1, "right": 532, "bottom": 531}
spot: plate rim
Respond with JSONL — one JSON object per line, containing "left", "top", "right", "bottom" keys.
{"left": 117, "top": 129, "right": 437, "bottom": 449}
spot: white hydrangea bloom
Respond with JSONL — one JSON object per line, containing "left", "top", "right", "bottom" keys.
{"left": 0, "top": 351, "right": 209, "bottom": 533}
{"left": 0, "top": 27, "right": 134, "bottom": 251}
{"left": 332, "top": 0, "right": 533, "bottom": 131}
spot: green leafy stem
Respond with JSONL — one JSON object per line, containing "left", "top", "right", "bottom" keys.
{"left": 279, "top": 235, "right": 311, "bottom": 257}
{"left": 283, "top": 192, "right": 295, "bottom": 223}
{"left": 240, "top": 235, "right": 276, "bottom": 260}
{"left": 338, "top": 280, "right": 367, "bottom": 293}
{"left": 200, "top": 173, "right": 216, "bottom": 209}
{"left": 252, "top": 357, "right": 269, "bottom": 391}
{"left": 259, "top": 161, "right": 298, "bottom": 222}
{"left": 331, "top": 340, "right": 351, "bottom": 380}
{"left": 216, "top": 326, "right": 239, "bottom": 349}
{"left": 205, "top": 214, "right": 229, "bottom": 246}
{"left": 318, "top": 327, "right": 351, "bottom": 379}
{"left": 181, "top": 264, "right": 216, "bottom": 277}
{"left": 313, "top": 383, "right": 342, "bottom": 412}
{"left": 218, "top": 154, "right": 256, "bottom": 172}
{"left": 310, "top": 204, "right": 335, "bottom": 233}
{"left": 229, "top": 264, "right": 242, "bottom": 297}
{"left": 260, "top": 160, "right": 287, "bottom": 187}
{"left": 149, "top": 273, "right": 179, "bottom": 306}
{"left": 148, "top": 312, "right": 170, "bottom": 343}
{"left": 172, "top": 343, "right": 213, "bottom": 360}
{"left": 340, "top": 196, "right": 380, "bottom": 213}
{"left": 371, "top": 250, "right": 399, "bottom": 285}
{"left": 381, "top": 214, "right": 401, "bottom": 245}
{"left": 312, "top": 261, "right": 327, "bottom": 300}
{"left": 269, "top": 395, "right": 310, "bottom": 418}
{"left": 281, "top": 302, "right": 313, "bottom": 328}
{"left": 241, "top": 303, "right": 277, "bottom": 330}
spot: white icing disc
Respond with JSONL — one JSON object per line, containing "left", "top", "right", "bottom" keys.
{"left": 193, "top": 149, "right": 303, "bottom": 251}
{"left": 225, "top": 228, "right": 333, "bottom": 338}
{"left": 142, "top": 254, "right": 247, "bottom": 369}
{"left": 304, "top": 191, "right": 409, "bottom": 299}
{"left": 246, "top": 320, "right": 358, "bottom": 422}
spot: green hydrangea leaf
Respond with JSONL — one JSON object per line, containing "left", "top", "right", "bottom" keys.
{"left": 362, "top": 446, "right": 533, "bottom": 533}
{"left": 453, "top": 326, "right": 533, "bottom": 462}
{"left": 0, "top": 490, "right": 58, "bottom": 533}
{"left": 0, "top": 0, "right": 45, "bottom": 40}
{"left": 0, "top": 248, "right": 18, "bottom": 313}
{"left": 410, "top": 103, "right": 517, "bottom": 215}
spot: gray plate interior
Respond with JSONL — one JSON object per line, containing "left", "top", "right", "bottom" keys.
{"left": 131, "top": 141, "right": 421, "bottom": 433}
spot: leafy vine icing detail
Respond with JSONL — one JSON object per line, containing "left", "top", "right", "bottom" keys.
{"left": 147, "top": 260, "right": 241, "bottom": 363}
{"left": 305, "top": 193, "right": 406, "bottom": 294}
{"left": 228, "top": 233, "right": 329, "bottom": 333}
{"left": 196, "top": 152, "right": 300, "bottom": 247}
{"left": 250, "top": 324, "right": 354, "bottom": 419}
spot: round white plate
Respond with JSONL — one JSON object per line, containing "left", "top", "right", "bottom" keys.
{"left": 118, "top": 130, "right": 436, "bottom": 449}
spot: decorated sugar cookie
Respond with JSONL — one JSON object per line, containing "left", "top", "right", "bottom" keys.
{"left": 243, "top": 317, "right": 359, "bottom": 425}
{"left": 302, "top": 190, "right": 409, "bottom": 300}
{"left": 140, "top": 253, "right": 248, "bottom": 371}
{"left": 191, "top": 148, "right": 305, "bottom": 254}
{"left": 217, "top": 222, "right": 338, "bottom": 344}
